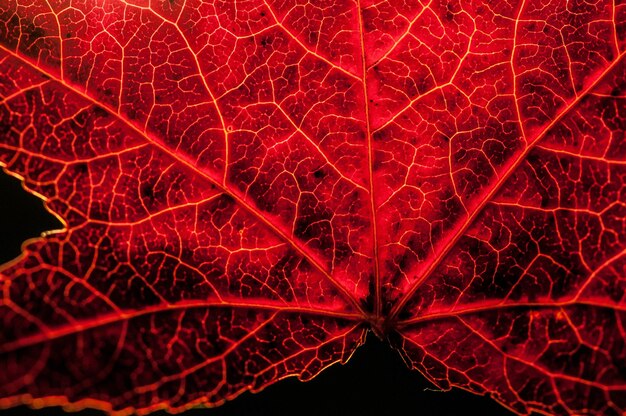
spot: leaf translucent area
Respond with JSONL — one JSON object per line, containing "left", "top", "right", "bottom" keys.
{"left": 0, "top": 0, "right": 369, "bottom": 412}
{"left": 373, "top": 0, "right": 626, "bottom": 414}
{"left": 1, "top": 0, "right": 626, "bottom": 415}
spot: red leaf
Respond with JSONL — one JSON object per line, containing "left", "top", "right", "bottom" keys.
{"left": 1, "top": 0, "right": 625, "bottom": 414}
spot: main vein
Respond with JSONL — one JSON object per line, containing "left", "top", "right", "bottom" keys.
{"left": 355, "top": 0, "right": 382, "bottom": 320}
{"left": 0, "top": 299, "right": 363, "bottom": 354}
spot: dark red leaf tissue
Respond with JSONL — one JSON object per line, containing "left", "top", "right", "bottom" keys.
{"left": 1, "top": 0, "right": 625, "bottom": 414}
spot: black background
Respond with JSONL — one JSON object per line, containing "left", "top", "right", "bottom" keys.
{"left": 0, "top": 172, "right": 513, "bottom": 416}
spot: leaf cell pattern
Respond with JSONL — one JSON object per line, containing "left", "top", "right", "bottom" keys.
{"left": 0, "top": 0, "right": 625, "bottom": 414}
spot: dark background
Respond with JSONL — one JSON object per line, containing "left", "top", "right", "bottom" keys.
{"left": 0, "top": 172, "right": 513, "bottom": 416}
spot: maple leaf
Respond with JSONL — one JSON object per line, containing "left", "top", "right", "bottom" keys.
{"left": 1, "top": 0, "right": 625, "bottom": 415}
